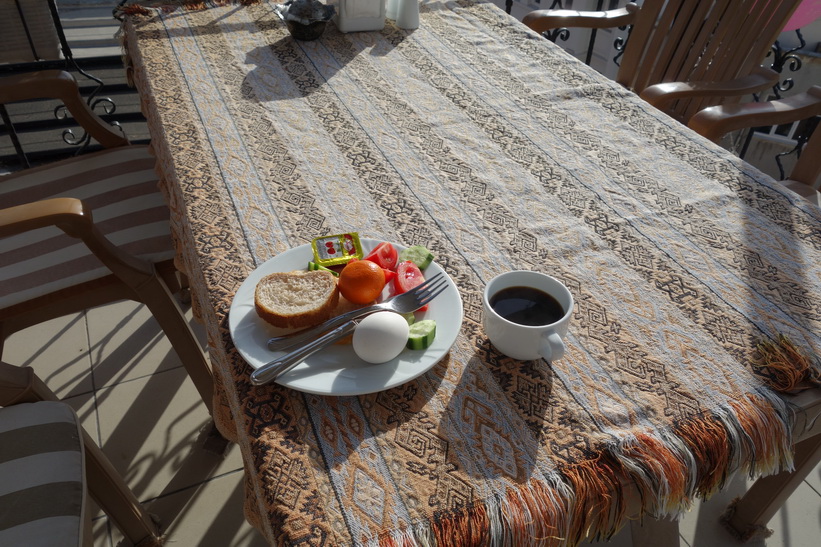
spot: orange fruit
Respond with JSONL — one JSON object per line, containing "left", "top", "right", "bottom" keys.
{"left": 338, "top": 260, "right": 386, "bottom": 304}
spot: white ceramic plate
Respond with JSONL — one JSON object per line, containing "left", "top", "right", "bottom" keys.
{"left": 228, "top": 239, "right": 463, "bottom": 396}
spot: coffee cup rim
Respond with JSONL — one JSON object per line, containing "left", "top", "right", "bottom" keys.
{"left": 483, "top": 270, "right": 573, "bottom": 328}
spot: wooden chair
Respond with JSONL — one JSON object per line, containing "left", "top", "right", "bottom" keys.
{"left": 522, "top": 0, "right": 801, "bottom": 125}
{"left": 0, "top": 0, "right": 117, "bottom": 167}
{"left": 0, "top": 361, "right": 163, "bottom": 546}
{"left": 687, "top": 91, "right": 821, "bottom": 537}
{"left": 0, "top": 69, "right": 215, "bottom": 416}
{"left": 689, "top": 85, "right": 821, "bottom": 205}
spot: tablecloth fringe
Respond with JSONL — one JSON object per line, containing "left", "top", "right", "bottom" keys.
{"left": 753, "top": 334, "right": 821, "bottom": 393}
{"left": 377, "top": 390, "right": 794, "bottom": 547}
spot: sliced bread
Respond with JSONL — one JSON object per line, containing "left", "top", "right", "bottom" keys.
{"left": 254, "top": 270, "right": 340, "bottom": 329}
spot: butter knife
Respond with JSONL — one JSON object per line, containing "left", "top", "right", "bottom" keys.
{"left": 250, "top": 319, "right": 360, "bottom": 386}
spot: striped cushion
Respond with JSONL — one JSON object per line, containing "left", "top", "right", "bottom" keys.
{"left": 0, "top": 145, "right": 174, "bottom": 309}
{"left": 0, "top": 401, "right": 85, "bottom": 547}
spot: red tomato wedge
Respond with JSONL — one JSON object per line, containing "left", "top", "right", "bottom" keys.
{"left": 364, "top": 242, "right": 398, "bottom": 271}
{"left": 394, "top": 261, "right": 428, "bottom": 311}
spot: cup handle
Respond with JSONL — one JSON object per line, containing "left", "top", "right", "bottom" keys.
{"left": 540, "top": 332, "right": 566, "bottom": 362}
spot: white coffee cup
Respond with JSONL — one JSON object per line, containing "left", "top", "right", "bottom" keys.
{"left": 482, "top": 271, "right": 574, "bottom": 361}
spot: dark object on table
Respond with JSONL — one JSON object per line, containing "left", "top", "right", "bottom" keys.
{"left": 276, "top": 0, "right": 336, "bottom": 41}
{"left": 286, "top": 19, "right": 328, "bottom": 41}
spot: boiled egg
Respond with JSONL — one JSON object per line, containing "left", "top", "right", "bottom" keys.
{"left": 352, "top": 311, "right": 410, "bottom": 364}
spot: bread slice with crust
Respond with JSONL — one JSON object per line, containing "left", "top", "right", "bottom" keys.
{"left": 254, "top": 270, "right": 340, "bottom": 329}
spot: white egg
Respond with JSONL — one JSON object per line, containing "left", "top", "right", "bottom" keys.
{"left": 352, "top": 311, "right": 410, "bottom": 364}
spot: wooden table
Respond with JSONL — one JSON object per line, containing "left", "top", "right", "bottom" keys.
{"left": 120, "top": 1, "right": 821, "bottom": 544}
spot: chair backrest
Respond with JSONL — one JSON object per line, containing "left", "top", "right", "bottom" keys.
{"left": 618, "top": 0, "right": 801, "bottom": 122}
{"left": 0, "top": 0, "right": 64, "bottom": 65}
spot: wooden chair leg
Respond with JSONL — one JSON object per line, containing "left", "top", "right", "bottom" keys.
{"left": 82, "top": 429, "right": 163, "bottom": 547}
{"left": 137, "top": 271, "right": 215, "bottom": 415}
{"left": 722, "top": 433, "right": 821, "bottom": 541}
{"left": 0, "top": 322, "right": 6, "bottom": 360}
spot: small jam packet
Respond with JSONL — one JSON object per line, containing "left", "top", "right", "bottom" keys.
{"left": 311, "top": 232, "right": 364, "bottom": 267}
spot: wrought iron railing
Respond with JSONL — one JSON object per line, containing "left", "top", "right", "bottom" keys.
{"left": 0, "top": 0, "right": 122, "bottom": 167}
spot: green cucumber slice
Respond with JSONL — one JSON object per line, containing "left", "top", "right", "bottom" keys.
{"left": 401, "top": 312, "right": 416, "bottom": 326}
{"left": 398, "top": 245, "right": 434, "bottom": 270}
{"left": 407, "top": 320, "right": 436, "bottom": 350}
{"left": 308, "top": 261, "right": 339, "bottom": 276}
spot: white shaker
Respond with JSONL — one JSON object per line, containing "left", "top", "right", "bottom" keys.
{"left": 386, "top": 0, "right": 399, "bottom": 20}
{"left": 335, "top": 0, "right": 386, "bottom": 32}
{"left": 396, "top": 0, "right": 419, "bottom": 29}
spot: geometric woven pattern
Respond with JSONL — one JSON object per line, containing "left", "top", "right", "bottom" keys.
{"left": 121, "top": 1, "right": 821, "bottom": 544}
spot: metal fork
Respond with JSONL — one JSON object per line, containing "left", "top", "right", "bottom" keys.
{"left": 250, "top": 274, "right": 448, "bottom": 386}
{"left": 266, "top": 273, "right": 447, "bottom": 351}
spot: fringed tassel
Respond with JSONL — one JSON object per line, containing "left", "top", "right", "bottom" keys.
{"left": 726, "top": 394, "right": 794, "bottom": 478}
{"left": 674, "top": 415, "right": 733, "bottom": 498}
{"left": 431, "top": 502, "right": 490, "bottom": 546}
{"left": 608, "top": 432, "right": 690, "bottom": 518}
{"left": 501, "top": 479, "right": 569, "bottom": 546}
{"left": 753, "top": 334, "right": 821, "bottom": 393}
{"left": 560, "top": 455, "right": 628, "bottom": 544}
{"left": 379, "top": 524, "right": 434, "bottom": 547}
{"left": 423, "top": 479, "right": 573, "bottom": 547}
{"left": 392, "top": 388, "right": 793, "bottom": 547}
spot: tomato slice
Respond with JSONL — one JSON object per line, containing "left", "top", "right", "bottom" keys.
{"left": 364, "top": 242, "right": 398, "bottom": 271}
{"left": 393, "top": 260, "right": 428, "bottom": 311}
{"left": 382, "top": 268, "right": 397, "bottom": 284}
{"left": 394, "top": 261, "right": 428, "bottom": 311}
{"left": 394, "top": 261, "right": 424, "bottom": 292}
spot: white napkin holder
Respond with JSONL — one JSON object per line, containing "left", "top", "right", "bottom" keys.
{"left": 334, "top": 0, "right": 386, "bottom": 32}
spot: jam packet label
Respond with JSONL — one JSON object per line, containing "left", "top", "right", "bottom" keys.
{"left": 311, "top": 232, "right": 363, "bottom": 267}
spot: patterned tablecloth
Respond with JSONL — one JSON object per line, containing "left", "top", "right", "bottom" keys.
{"left": 120, "top": 1, "right": 821, "bottom": 544}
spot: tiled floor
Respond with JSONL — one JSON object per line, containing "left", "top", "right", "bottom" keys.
{"left": 3, "top": 2, "right": 820, "bottom": 546}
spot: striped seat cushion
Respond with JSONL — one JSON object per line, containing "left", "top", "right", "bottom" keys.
{"left": 0, "top": 145, "right": 174, "bottom": 309}
{"left": 0, "top": 401, "right": 85, "bottom": 547}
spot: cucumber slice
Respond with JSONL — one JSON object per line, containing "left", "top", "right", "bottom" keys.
{"left": 398, "top": 245, "right": 434, "bottom": 270}
{"left": 407, "top": 320, "right": 436, "bottom": 350}
{"left": 401, "top": 312, "right": 416, "bottom": 326}
{"left": 308, "top": 261, "right": 340, "bottom": 276}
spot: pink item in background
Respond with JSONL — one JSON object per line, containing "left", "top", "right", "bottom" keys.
{"left": 783, "top": 0, "right": 821, "bottom": 31}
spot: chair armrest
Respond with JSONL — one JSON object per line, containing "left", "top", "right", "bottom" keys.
{"left": 523, "top": 2, "right": 638, "bottom": 33}
{"left": 0, "top": 197, "right": 155, "bottom": 279}
{"left": 0, "top": 70, "right": 129, "bottom": 149}
{"left": 0, "top": 361, "right": 59, "bottom": 406}
{"left": 640, "top": 66, "right": 780, "bottom": 113}
{"left": 0, "top": 197, "right": 92, "bottom": 239}
{"left": 688, "top": 86, "right": 821, "bottom": 143}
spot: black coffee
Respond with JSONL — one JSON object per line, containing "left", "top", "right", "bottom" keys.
{"left": 490, "top": 286, "right": 565, "bottom": 326}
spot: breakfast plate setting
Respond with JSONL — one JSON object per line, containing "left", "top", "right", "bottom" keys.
{"left": 229, "top": 238, "right": 463, "bottom": 396}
